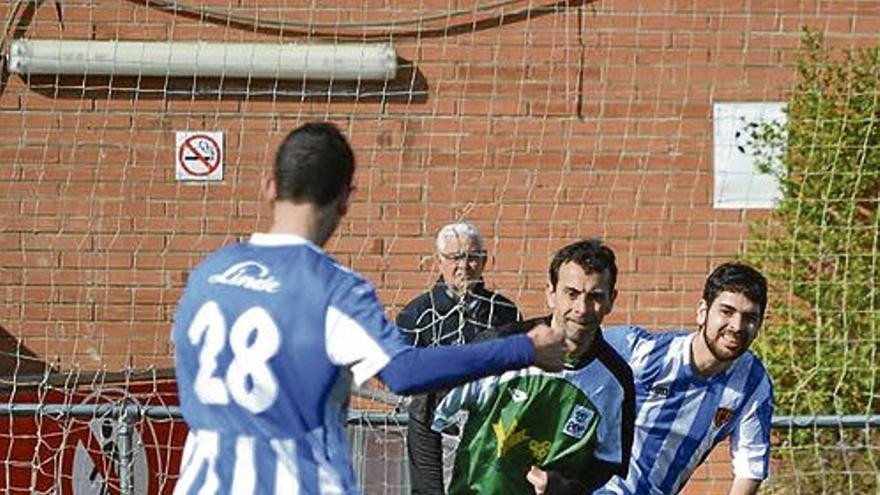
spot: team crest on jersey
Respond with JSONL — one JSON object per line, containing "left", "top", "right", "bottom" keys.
{"left": 562, "top": 404, "right": 593, "bottom": 439}
{"left": 714, "top": 407, "right": 734, "bottom": 428}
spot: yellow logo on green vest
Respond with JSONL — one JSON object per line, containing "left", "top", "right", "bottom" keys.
{"left": 492, "top": 418, "right": 530, "bottom": 457}
{"left": 529, "top": 440, "right": 551, "bottom": 461}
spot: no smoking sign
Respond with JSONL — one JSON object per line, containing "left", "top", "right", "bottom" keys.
{"left": 176, "top": 131, "right": 224, "bottom": 181}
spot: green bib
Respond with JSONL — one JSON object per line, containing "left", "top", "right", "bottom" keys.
{"left": 447, "top": 374, "right": 600, "bottom": 495}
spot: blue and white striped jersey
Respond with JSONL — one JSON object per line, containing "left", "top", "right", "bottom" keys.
{"left": 596, "top": 325, "right": 773, "bottom": 495}
{"left": 171, "top": 233, "right": 406, "bottom": 495}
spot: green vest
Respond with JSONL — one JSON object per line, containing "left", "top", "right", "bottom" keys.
{"left": 444, "top": 373, "right": 601, "bottom": 494}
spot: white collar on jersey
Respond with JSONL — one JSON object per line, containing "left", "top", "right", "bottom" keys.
{"left": 249, "top": 232, "right": 310, "bottom": 246}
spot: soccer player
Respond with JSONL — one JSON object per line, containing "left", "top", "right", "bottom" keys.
{"left": 169, "top": 123, "right": 566, "bottom": 494}
{"left": 432, "top": 239, "right": 635, "bottom": 495}
{"left": 397, "top": 222, "right": 521, "bottom": 495}
{"left": 594, "top": 262, "right": 774, "bottom": 495}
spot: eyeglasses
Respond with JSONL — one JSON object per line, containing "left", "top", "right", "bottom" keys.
{"left": 438, "top": 250, "right": 488, "bottom": 263}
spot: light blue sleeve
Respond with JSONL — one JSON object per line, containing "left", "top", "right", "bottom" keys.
{"left": 602, "top": 325, "right": 642, "bottom": 361}
{"left": 730, "top": 373, "right": 774, "bottom": 480}
{"left": 325, "top": 269, "right": 534, "bottom": 389}
{"left": 325, "top": 271, "right": 408, "bottom": 386}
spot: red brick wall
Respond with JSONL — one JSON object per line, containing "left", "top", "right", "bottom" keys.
{"left": 3, "top": 0, "right": 878, "bottom": 490}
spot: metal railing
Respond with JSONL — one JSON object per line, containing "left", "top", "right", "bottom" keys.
{"left": 1, "top": 402, "right": 878, "bottom": 495}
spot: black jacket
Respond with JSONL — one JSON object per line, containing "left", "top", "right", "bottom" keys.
{"left": 395, "top": 280, "right": 520, "bottom": 421}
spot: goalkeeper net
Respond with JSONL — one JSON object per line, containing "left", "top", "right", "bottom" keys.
{"left": 2, "top": 1, "right": 878, "bottom": 494}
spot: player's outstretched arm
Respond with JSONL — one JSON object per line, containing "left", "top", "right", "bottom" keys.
{"left": 378, "top": 326, "right": 565, "bottom": 396}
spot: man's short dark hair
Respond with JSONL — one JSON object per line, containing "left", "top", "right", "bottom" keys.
{"left": 274, "top": 122, "right": 355, "bottom": 207}
{"left": 702, "top": 262, "right": 768, "bottom": 320}
{"left": 549, "top": 239, "right": 618, "bottom": 290}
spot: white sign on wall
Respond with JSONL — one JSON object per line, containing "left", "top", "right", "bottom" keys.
{"left": 176, "top": 131, "right": 224, "bottom": 181}
{"left": 713, "top": 102, "right": 785, "bottom": 209}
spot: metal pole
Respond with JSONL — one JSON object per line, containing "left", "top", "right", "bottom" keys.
{"left": 771, "top": 415, "right": 880, "bottom": 428}
{"left": 0, "top": 403, "right": 181, "bottom": 418}
{"left": 347, "top": 411, "right": 408, "bottom": 425}
{"left": 3, "top": 402, "right": 880, "bottom": 429}
{"left": 116, "top": 403, "right": 136, "bottom": 495}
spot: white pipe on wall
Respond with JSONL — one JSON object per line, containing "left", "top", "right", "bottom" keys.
{"left": 7, "top": 40, "right": 398, "bottom": 81}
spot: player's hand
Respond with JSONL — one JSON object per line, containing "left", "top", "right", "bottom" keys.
{"left": 527, "top": 465, "right": 549, "bottom": 494}
{"left": 527, "top": 323, "right": 565, "bottom": 372}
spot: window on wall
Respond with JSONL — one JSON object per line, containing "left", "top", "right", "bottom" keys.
{"left": 712, "top": 102, "right": 785, "bottom": 209}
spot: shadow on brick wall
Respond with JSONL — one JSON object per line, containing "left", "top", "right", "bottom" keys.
{"left": 0, "top": 324, "right": 49, "bottom": 381}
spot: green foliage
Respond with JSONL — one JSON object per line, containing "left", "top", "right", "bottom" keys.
{"left": 766, "top": 429, "right": 880, "bottom": 494}
{"left": 746, "top": 29, "right": 880, "bottom": 417}
{"left": 745, "top": 30, "right": 880, "bottom": 494}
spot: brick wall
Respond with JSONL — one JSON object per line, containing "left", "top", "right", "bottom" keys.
{"left": 2, "top": 0, "right": 878, "bottom": 490}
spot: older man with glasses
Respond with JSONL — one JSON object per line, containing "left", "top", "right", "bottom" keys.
{"left": 397, "top": 222, "right": 521, "bottom": 495}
